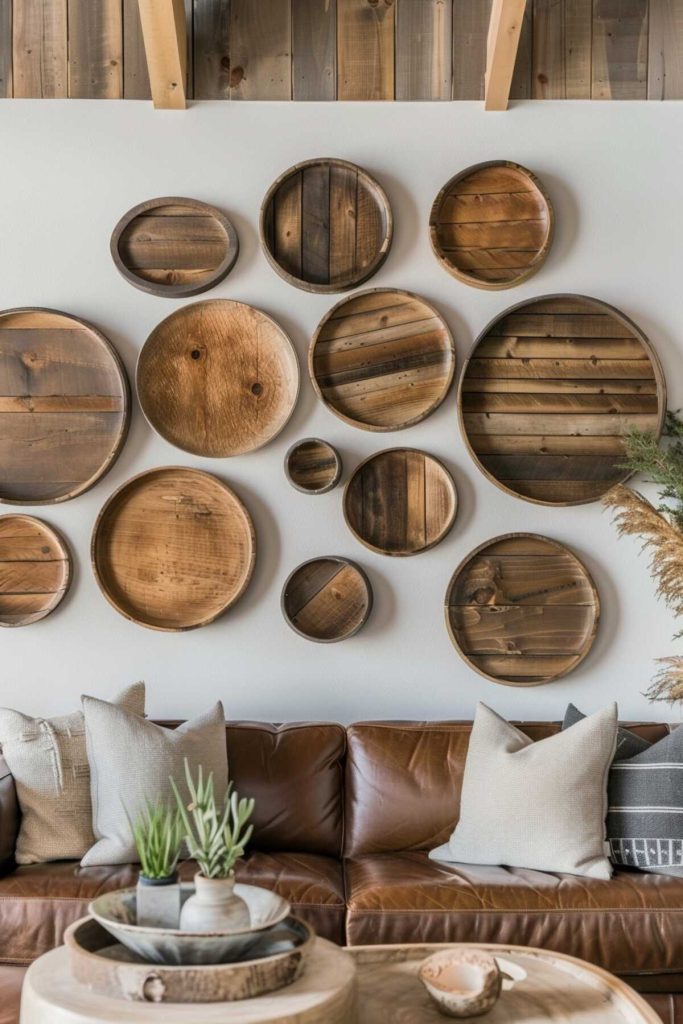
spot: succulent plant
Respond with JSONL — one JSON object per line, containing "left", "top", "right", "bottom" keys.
{"left": 132, "top": 801, "right": 184, "bottom": 880}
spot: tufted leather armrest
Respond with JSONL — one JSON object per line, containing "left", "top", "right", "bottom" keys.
{"left": 0, "top": 756, "right": 18, "bottom": 872}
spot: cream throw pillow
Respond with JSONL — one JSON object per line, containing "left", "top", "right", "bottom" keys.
{"left": 430, "top": 702, "right": 617, "bottom": 879}
{"left": 0, "top": 682, "right": 145, "bottom": 864}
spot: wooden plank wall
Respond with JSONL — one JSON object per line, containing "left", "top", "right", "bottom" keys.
{"left": 1, "top": 0, "right": 681, "bottom": 99}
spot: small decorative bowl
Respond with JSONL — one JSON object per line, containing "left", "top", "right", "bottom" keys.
{"left": 419, "top": 949, "right": 502, "bottom": 1018}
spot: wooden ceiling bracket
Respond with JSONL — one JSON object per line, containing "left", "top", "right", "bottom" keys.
{"left": 138, "top": 0, "right": 187, "bottom": 109}
{"left": 484, "top": 0, "right": 528, "bottom": 111}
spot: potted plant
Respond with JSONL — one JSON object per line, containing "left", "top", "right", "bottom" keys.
{"left": 171, "top": 759, "right": 255, "bottom": 932}
{"left": 132, "top": 800, "right": 184, "bottom": 928}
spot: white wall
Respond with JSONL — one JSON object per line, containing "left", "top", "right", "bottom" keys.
{"left": 1, "top": 99, "right": 682, "bottom": 724}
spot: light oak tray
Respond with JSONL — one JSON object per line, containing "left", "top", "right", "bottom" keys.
{"left": 282, "top": 557, "right": 372, "bottom": 642}
{"left": 0, "top": 514, "right": 71, "bottom": 627}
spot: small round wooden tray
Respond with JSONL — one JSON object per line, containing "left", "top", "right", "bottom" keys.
{"left": 285, "top": 439, "right": 342, "bottom": 494}
{"left": 310, "top": 288, "right": 456, "bottom": 431}
{"left": 111, "top": 197, "right": 239, "bottom": 298}
{"left": 458, "top": 294, "right": 666, "bottom": 505}
{"left": 344, "top": 449, "right": 457, "bottom": 556}
{"left": 137, "top": 300, "right": 299, "bottom": 457}
{"left": 444, "top": 533, "right": 600, "bottom": 686}
{"left": 430, "top": 161, "right": 553, "bottom": 290}
{"left": 260, "top": 158, "right": 393, "bottom": 294}
{"left": 0, "top": 514, "right": 71, "bottom": 627}
{"left": 282, "top": 557, "right": 372, "bottom": 643}
{"left": 0, "top": 307, "right": 130, "bottom": 505}
{"left": 91, "top": 467, "right": 255, "bottom": 632}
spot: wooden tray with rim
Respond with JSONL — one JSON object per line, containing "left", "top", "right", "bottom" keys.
{"left": 91, "top": 467, "right": 255, "bottom": 632}
{"left": 0, "top": 308, "right": 129, "bottom": 505}
{"left": 310, "top": 288, "right": 456, "bottom": 431}
{"left": 0, "top": 514, "right": 71, "bottom": 627}
{"left": 344, "top": 448, "right": 457, "bottom": 556}
{"left": 458, "top": 294, "right": 666, "bottom": 505}
{"left": 429, "top": 161, "right": 554, "bottom": 290}
{"left": 136, "top": 300, "right": 299, "bottom": 457}
{"left": 284, "top": 439, "right": 342, "bottom": 494}
{"left": 282, "top": 557, "right": 372, "bottom": 643}
{"left": 444, "top": 533, "right": 600, "bottom": 686}
{"left": 260, "top": 158, "right": 393, "bottom": 294}
{"left": 111, "top": 197, "right": 239, "bottom": 298}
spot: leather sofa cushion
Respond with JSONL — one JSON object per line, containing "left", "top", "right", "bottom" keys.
{"left": 0, "top": 966, "right": 24, "bottom": 1024}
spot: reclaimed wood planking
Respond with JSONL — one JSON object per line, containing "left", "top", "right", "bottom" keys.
{"left": 193, "top": 0, "right": 230, "bottom": 99}
{"left": 396, "top": 0, "right": 452, "bottom": 101}
{"left": 285, "top": 438, "right": 342, "bottom": 494}
{"left": 0, "top": 514, "right": 71, "bottom": 627}
{"left": 282, "top": 557, "right": 372, "bottom": 642}
{"left": 12, "top": 0, "right": 67, "bottom": 97}
{"left": 292, "top": 0, "right": 336, "bottom": 100}
{"left": 229, "top": 0, "right": 291, "bottom": 100}
{"left": 337, "top": 0, "right": 395, "bottom": 100}
{"left": 67, "top": 0, "right": 122, "bottom": 98}
{"left": 592, "top": 0, "right": 648, "bottom": 99}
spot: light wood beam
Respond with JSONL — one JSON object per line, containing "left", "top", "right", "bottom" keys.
{"left": 485, "top": 0, "right": 527, "bottom": 110}
{"left": 138, "top": 0, "right": 187, "bottom": 108}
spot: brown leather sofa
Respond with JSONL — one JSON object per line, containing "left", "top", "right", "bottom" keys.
{"left": 1, "top": 719, "right": 681, "bottom": 1023}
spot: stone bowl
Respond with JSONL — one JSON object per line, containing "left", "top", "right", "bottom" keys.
{"left": 419, "top": 949, "right": 502, "bottom": 1018}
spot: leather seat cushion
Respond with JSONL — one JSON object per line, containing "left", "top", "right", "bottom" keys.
{"left": 0, "top": 966, "right": 24, "bottom": 1024}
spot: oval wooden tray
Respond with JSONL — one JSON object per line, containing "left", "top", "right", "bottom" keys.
{"left": 0, "top": 307, "right": 130, "bottom": 505}
{"left": 310, "top": 289, "right": 456, "bottom": 431}
{"left": 430, "top": 161, "right": 553, "bottom": 290}
{"left": 111, "top": 197, "right": 239, "bottom": 298}
{"left": 137, "top": 300, "right": 299, "bottom": 457}
{"left": 260, "top": 159, "right": 393, "bottom": 294}
{"left": 91, "top": 467, "right": 255, "bottom": 632}
{"left": 285, "top": 439, "right": 342, "bottom": 494}
{"left": 444, "top": 533, "right": 600, "bottom": 686}
{"left": 344, "top": 449, "right": 457, "bottom": 556}
{"left": 282, "top": 557, "right": 372, "bottom": 642}
{"left": 458, "top": 294, "right": 666, "bottom": 505}
{"left": 0, "top": 514, "right": 71, "bottom": 627}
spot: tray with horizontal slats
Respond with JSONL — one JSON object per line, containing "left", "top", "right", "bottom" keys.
{"left": 0, "top": 514, "right": 71, "bottom": 627}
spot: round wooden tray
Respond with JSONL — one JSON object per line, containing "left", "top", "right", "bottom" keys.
{"left": 0, "top": 514, "right": 71, "bottom": 627}
{"left": 111, "top": 197, "right": 239, "bottom": 298}
{"left": 444, "top": 533, "right": 600, "bottom": 686}
{"left": 310, "top": 288, "right": 456, "bottom": 431}
{"left": 282, "top": 557, "right": 372, "bottom": 643}
{"left": 458, "top": 294, "right": 666, "bottom": 505}
{"left": 285, "top": 439, "right": 342, "bottom": 494}
{"left": 260, "top": 158, "right": 393, "bottom": 294}
{"left": 137, "top": 300, "right": 299, "bottom": 457}
{"left": 344, "top": 448, "right": 457, "bottom": 557}
{"left": 430, "top": 161, "right": 554, "bottom": 290}
{"left": 91, "top": 467, "right": 255, "bottom": 632}
{"left": 0, "top": 307, "right": 130, "bottom": 505}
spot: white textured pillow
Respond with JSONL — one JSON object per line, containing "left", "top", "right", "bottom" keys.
{"left": 430, "top": 702, "right": 617, "bottom": 879}
{"left": 82, "top": 698, "right": 227, "bottom": 867}
{"left": 0, "top": 682, "right": 145, "bottom": 864}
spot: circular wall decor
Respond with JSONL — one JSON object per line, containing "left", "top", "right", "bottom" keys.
{"left": 459, "top": 294, "right": 666, "bottom": 506}
{"left": 285, "top": 439, "right": 342, "bottom": 495}
{"left": 136, "top": 299, "right": 299, "bottom": 457}
{"left": 429, "top": 161, "right": 554, "bottom": 290}
{"left": 91, "top": 467, "right": 255, "bottom": 632}
{"left": 444, "top": 533, "right": 600, "bottom": 687}
{"left": 0, "top": 308, "right": 130, "bottom": 505}
{"left": 110, "top": 197, "right": 239, "bottom": 298}
{"left": 310, "top": 288, "right": 456, "bottom": 431}
{"left": 0, "top": 514, "right": 72, "bottom": 627}
{"left": 282, "top": 557, "right": 372, "bottom": 643}
{"left": 344, "top": 448, "right": 457, "bottom": 556}
{"left": 260, "top": 158, "right": 393, "bottom": 294}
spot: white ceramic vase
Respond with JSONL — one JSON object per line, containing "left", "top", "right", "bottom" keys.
{"left": 179, "top": 873, "right": 250, "bottom": 933}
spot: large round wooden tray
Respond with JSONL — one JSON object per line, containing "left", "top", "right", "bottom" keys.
{"left": 285, "top": 439, "right": 342, "bottom": 495}
{"left": 344, "top": 449, "right": 457, "bottom": 556}
{"left": 111, "top": 197, "right": 239, "bottom": 298}
{"left": 137, "top": 300, "right": 299, "bottom": 457}
{"left": 310, "top": 288, "right": 456, "bottom": 431}
{"left": 91, "top": 467, "right": 255, "bottom": 632}
{"left": 0, "top": 514, "right": 71, "bottom": 627}
{"left": 430, "top": 161, "right": 554, "bottom": 290}
{"left": 444, "top": 533, "right": 600, "bottom": 686}
{"left": 0, "top": 307, "right": 130, "bottom": 504}
{"left": 282, "top": 557, "right": 372, "bottom": 643}
{"left": 260, "top": 158, "right": 393, "bottom": 294}
{"left": 459, "top": 294, "right": 666, "bottom": 505}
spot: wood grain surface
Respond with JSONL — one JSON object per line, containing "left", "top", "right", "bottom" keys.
{"left": 137, "top": 299, "right": 299, "bottom": 457}
{"left": 396, "top": 0, "right": 452, "bottom": 100}
{"left": 310, "top": 289, "right": 455, "bottom": 431}
{"left": 229, "top": 0, "right": 291, "bottom": 100}
{"left": 458, "top": 295, "right": 666, "bottom": 505}
{"left": 292, "top": 0, "right": 336, "bottom": 100}
{"left": 0, "top": 514, "right": 71, "bottom": 627}
{"left": 337, "top": 0, "right": 395, "bottom": 100}
{"left": 282, "top": 556, "right": 372, "bottom": 642}
{"left": 285, "top": 438, "right": 342, "bottom": 494}
{"left": 344, "top": 448, "right": 457, "bottom": 556}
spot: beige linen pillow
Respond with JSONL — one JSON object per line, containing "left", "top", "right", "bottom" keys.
{"left": 430, "top": 702, "right": 617, "bottom": 879}
{"left": 0, "top": 682, "right": 145, "bottom": 864}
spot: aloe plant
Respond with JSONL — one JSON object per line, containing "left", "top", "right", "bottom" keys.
{"left": 132, "top": 801, "right": 184, "bottom": 880}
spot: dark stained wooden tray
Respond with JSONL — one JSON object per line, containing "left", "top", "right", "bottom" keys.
{"left": 111, "top": 197, "right": 239, "bottom": 298}
{"left": 91, "top": 467, "right": 255, "bottom": 632}
{"left": 136, "top": 300, "right": 299, "bottom": 457}
{"left": 344, "top": 448, "right": 457, "bottom": 556}
{"left": 0, "top": 514, "right": 71, "bottom": 627}
{"left": 458, "top": 294, "right": 666, "bottom": 505}
{"left": 0, "top": 308, "right": 130, "bottom": 505}
{"left": 285, "top": 439, "right": 342, "bottom": 494}
{"left": 445, "top": 533, "right": 600, "bottom": 686}
{"left": 282, "top": 557, "right": 372, "bottom": 643}
{"left": 430, "top": 161, "right": 554, "bottom": 290}
{"left": 260, "top": 158, "right": 393, "bottom": 294}
{"left": 310, "top": 288, "right": 456, "bottom": 431}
